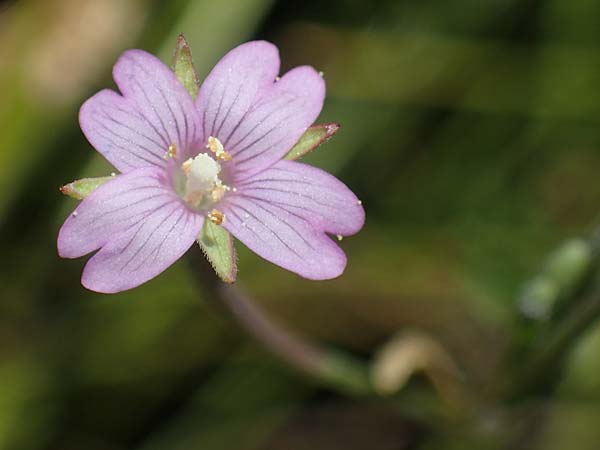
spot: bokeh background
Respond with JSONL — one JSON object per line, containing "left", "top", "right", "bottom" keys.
{"left": 3, "top": 0, "right": 600, "bottom": 449}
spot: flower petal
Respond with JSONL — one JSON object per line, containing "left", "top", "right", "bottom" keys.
{"left": 58, "top": 167, "right": 203, "bottom": 293}
{"left": 197, "top": 41, "right": 325, "bottom": 179}
{"left": 220, "top": 160, "right": 365, "bottom": 280}
{"left": 234, "top": 160, "right": 365, "bottom": 236}
{"left": 58, "top": 168, "right": 171, "bottom": 258}
{"left": 80, "top": 49, "right": 202, "bottom": 172}
{"left": 81, "top": 200, "right": 202, "bottom": 294}
{"left": 197, "top": 41, "right": 279, "bottom": 150}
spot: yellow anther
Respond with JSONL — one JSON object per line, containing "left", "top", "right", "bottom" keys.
{"left": 181, "top": 158, "right": 192, "bottom": 175}
{"left": 206, "top": 136, "right": 232, "bottom": 161}
{"left": 164, "top": 143, "right": 177, "bottom": 159}
{"left": 208, "top": 209, "right": 225, "bottom": 225}
{"left": 210, "top": 183, "right": 230, "bottom": 203}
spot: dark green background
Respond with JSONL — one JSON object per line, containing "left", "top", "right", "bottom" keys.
{"left": 2, "top": 0, "right": 600, "bottom": 448}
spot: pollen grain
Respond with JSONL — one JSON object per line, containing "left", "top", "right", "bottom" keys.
{"left": 206, "top": 136, "right": 232, "bottom": 161}
{"left": 164, "top": 143, "right": 177, "bottom": 159}
{"left": 208, "top": 209, "right": 225, "bottom": 225}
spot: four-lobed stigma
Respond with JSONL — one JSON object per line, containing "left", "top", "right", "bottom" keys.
{"left": 179, "top": 137, "right": 231, "bottom": 223}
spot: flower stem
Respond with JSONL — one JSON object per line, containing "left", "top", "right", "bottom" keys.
{"left": 188, "top": 251, "right": 373, "bottom": 396}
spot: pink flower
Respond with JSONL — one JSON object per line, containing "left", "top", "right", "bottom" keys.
{"left": 58, "top": 41, "right": 365, "bottom": 293}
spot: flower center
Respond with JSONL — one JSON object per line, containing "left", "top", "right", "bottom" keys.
{"left": 180, "top": 151, "right": 229, "bottom": 211}
{"left": 174, "top": 137, "right": 234, "bottom": 224}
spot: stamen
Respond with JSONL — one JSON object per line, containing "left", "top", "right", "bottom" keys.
{"left": 206, "top": 136, "right": 232, "bottom": 161}
{"left": 208, "top": 209, "right": 225, "bottom": 225}
{"left": 210, "top": 183, "right": 230, "bottom": 203}
{"left": 181, "top": 158, "right": 193, "bottom": 175}
{"left": 164, "top": 143, "right": 177, "bottom": 159}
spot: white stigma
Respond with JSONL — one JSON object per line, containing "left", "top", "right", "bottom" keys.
{"left": 182, "top": 153, "right": 220, "bottom": 191}
{"left": 181, "top": 153, "right": 228, "bottom": 209}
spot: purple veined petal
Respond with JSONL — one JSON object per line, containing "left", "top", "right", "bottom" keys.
{"left": 220, "top": 193, "right": 349, "bottom": 280}
{"left": 58, "top": 167, "right": 204, "bottom": 293}
{"left": 80, "top": 50, "right": 202, "bottom": 173}
{"left": 81, "top": 199, "right": 203, "bottom": 294}
{"left": 197, "top": 41, "right": 325, "bottom": 180}
{"left": 226, "top": 66, "right": 325, "bottom": 180}
{"left": 234, "top": 160, "right": 365, "bottom": 237}
{"left": 59, "top": 167, "right": 173, "bottom": 258}
{"left": 197, "top": 41, "right": 280, "bottom": 151}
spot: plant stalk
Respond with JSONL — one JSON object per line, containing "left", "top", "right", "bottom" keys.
{"left": 188, "top": 251, "right": 373, "bottom": 396}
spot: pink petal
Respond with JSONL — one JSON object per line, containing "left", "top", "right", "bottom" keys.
{"left": 197, "top": 42, "right": 279, "bottom": 147}
{"left": 197, "top": 41, "right": 325, "bottom": 180}
{"left": 81, "top": 202, "right": 202, "bottom": 294}
{"left": 221, "top": 161, "right": 364, "bottom": 279}
{"left": 58, "top": 167, "right": 203, "bottom": 293}
{"left": 80, "top": 50, "right": 202, "bottom": 172}
{"left": 235, "top": 160, "right": 365, "bottom": 236}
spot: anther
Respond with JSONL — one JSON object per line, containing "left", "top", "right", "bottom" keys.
{"left": 181, "top": 159, "right": 192, "bottom": 175}
{"left": 208, "top": 209, "right": 225, "bottom": 225}
{"left": 164, "top": 144, "right": 177, "bottom": 159}
{"left": 336, "top": 234, "right": 343, "bottom": 241}
{"left": 206, "top": 136, "right": 232, "bottom": 161}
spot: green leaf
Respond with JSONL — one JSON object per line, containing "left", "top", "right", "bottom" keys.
{"left": 284, "top": 123, "right": 340, "bottom": 161}
{"left": 171, "top": 33, "right": 199, "bottom": 100}
{"left": 59, "top": 176, "right": 114, "bottom": 200}
{"left": 198, "top": 220, "right": 237, "bottom": 283}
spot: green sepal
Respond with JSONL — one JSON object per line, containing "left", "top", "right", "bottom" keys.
{"left": 171, "top": 33, "right": 200, "bottom": 100}
{"left": 59, "top": 176, "right": 114, "bottom": 200}
{"left": 284, "top": 123, "right": 340, "bottom": 161}
{"left": 197, "top": 220, "right": 237, "bottom": 283}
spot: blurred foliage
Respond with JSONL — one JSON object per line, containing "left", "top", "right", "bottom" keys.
{"left": 3, "top": 0, "right": 600, "bottom": 449}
